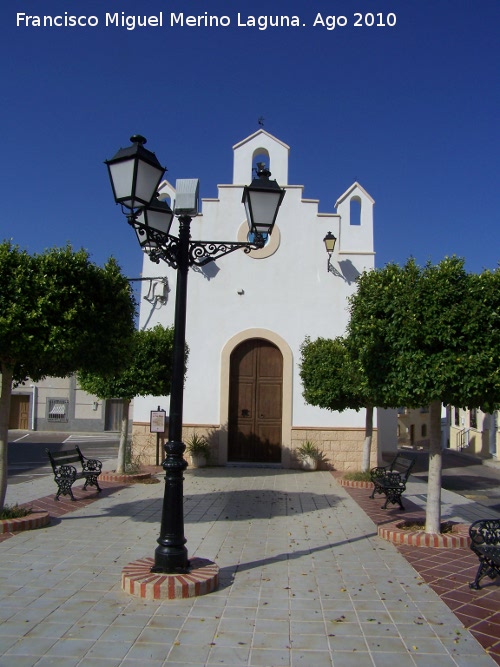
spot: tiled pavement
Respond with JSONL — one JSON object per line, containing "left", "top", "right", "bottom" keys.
{"left": 340, "top": 477, "right": 500, "bottom": 666}
{"left": 0, "top": 466, "right": 498, "bottom": 667}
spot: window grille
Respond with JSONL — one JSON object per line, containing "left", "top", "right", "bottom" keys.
{"left": 48, "top": 399, "right": 69, "bottom": 423}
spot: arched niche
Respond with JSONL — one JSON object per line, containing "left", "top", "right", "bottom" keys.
{"left": 350, "top": 196, "right": 362, "bottom": 226}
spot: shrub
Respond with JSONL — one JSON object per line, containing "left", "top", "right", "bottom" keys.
{"left": 185, "top": 433, "right": 211, "bottom": 460}
{"left": 0, "top": 504, "right": 32, "bottom": 520}
{"left": 342, "top": 470, "right": 372, "bottom": 482}
{"left": 296, "top": 440, "right": 322, "bottom": 462}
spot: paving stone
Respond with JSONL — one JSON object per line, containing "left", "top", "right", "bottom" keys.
{"left": 0, "top": 467, "right": 498, "bottom": 666}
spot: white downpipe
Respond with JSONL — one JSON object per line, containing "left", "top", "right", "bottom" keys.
{"left": 30, "top": 384, "right": 37, "bottom": 430}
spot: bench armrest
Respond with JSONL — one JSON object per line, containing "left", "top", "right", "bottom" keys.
{"left": 385, "top": 471, "right": 403, "bottom": 483}
{"left": 470, "top": 519, "right": 500, "bottom": 546}
{"left": 53, "top": 464, "right": 78, "bottom": 482}
{"left": 82, "top": 458, "right": 102, "bottom": 474}
{"left": 370, "top": 466, "right": 388, "bottom": 479}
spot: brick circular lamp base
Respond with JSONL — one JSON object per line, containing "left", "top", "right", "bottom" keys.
{"left": 122, "top": 557, "right": 219, "bottom": 600}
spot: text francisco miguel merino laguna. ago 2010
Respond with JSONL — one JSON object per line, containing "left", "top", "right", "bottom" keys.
{"left": 16, "top": 11, "right": 398, "bottom": 31}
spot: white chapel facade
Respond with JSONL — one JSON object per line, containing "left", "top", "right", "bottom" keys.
{"left": 132, "top": 129, "right": 395, "bottom": 470}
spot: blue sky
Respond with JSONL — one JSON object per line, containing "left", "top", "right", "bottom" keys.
{"left": 1, "top": 0, "right": 498, "bottom": 286}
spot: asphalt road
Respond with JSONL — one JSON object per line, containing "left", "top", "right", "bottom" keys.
{"left": 7, "top": 431, "right": 119, "bottom": 485}
{"left": 411, "top": 449, "right": 500, "bottom": 513}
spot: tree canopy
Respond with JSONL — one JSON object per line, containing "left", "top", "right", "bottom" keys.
{"left": 0, "top": 242, "right": 136, "bottom": 508}
{"left": 347, "top": 257, "right": 500, "bottom": 412}
{"left": 299, "top": 336, "right": 365, "bottom": 412}
{"left": 0, "top": 242, "right": 136, "bottom": 382}
{"left": 347, "top": 256, "right": 500, "bottom": 532}
{"left": 78, "top": 325, "right": 178, "bottom": 401}
{"left": 299, "top": 335, "right": 376, "bottom": 471}
{"left": 77, "top": 325, "right": 184, "bottom": 473}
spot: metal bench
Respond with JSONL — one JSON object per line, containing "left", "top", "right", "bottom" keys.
{"left": 369, "top": 452, "right": 417, "bottom": 510}
{"left": 46, "top": 445, "right": 103, "bottom": 501}
{"left": 469, "top": 519, "right": 500, "bottom": 590}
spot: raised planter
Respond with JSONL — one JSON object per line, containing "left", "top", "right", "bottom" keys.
{"left": 337, "top": 477, "right": 374, "bottom": 489}
{"left": 378, "top": 520, "right": 470, "bottom": 548}
{"left": 100, "top": 471, "right": 152, "bottom": 483}
{"left": 0, "top": 511, "right": 50, "bottom": 534}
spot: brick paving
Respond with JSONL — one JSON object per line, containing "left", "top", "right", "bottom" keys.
{"left": 339, "top": 478, "right": 500, "bottom": 666}
{"left": 0, "top": 480, "right": 126, "bottom": 544}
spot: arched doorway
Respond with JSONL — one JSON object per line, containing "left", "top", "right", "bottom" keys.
{"left": 228, "top": 339, "right": 283, "bottom": 463}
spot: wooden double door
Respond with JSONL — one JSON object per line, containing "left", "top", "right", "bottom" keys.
{"left": 228, "top": 339, "right": 283, "bottom": 463}
{"left": 9, "top": 395, "right": 30, "bottom": 429}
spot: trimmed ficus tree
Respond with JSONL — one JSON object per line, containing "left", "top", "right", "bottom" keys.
{"left": 347, "top": 257, "right": 500, "bottom": 533}
{"left": 0, "top": 242, "right": 136, "bottom": 510}
{"left": 78, "top": 325, "right": 180, "bottom": 474}
{"left": 299, "top": 336, "right": 375, "bottom": 471}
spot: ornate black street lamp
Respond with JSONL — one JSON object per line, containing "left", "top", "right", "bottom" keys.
{"left": 106, "top": 136, "right": 285, "bottom": 573}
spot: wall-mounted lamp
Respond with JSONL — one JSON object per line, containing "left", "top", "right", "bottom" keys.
{"left": 323, "top": 231, "right": 337, "bottom": 255}
{"left": 323, "top": 231, "right": 344, "bottom": 279}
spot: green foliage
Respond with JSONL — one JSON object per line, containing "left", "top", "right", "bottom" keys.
{"left": 342, "top": 470, "right": 372, "bottom": 482}
{"left": 0, "top": 504, "right": 32, "bottom": 519}
{"left": 347, "top": 257, "right": 500, "bottom": 411}
{"left": 296, "top": 440, "right": 322, "bottom": 462}
{"left": 0, "top": 241, "right": 136, "bottom": 511}
{"left": 0, "top": 241, "right": 136, "bottom": 381}
{"left": 77, "top": 325, "right": 182, "bottom": 400}
{"left": 299, "top": 336, "right": 366, "bottom": 411}
{"left": 185, "top": 433, "right": 210, "bottom": 459}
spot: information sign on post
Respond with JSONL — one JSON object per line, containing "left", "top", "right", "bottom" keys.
{"left": 150, "top": 408, "right": 166, "bottom": 433}
{"left": 150, "top": 407, "right": 166, "bottom": 465}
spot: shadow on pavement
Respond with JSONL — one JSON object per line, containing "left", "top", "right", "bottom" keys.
{"left": 56, "top": 488, "right": 344, "bottom": 524}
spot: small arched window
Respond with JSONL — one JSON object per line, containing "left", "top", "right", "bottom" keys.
{"left": 252, "top": 149, "right": 270, "bottom": 180}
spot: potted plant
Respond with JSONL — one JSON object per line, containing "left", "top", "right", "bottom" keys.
{"left": 296, "top": 440, "right": 322, "bottom": 471}
{"left": 185, "top": 433, "right": 210, "bottom": 468}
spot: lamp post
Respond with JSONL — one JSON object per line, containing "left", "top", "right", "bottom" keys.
{"left": 106, "top": 137, "right": 285, "bottom": 573}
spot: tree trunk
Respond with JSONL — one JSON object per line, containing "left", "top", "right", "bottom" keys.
{"left": 115, "top": 398, "right": 130, "bottom": 474}
{"left": 361, "top": 405, "right": 373, "bottom": 472}
{"left": 425, "top": 399, "right": 443, "bottom": 534}
{"left": 0, "top": 365, "right": 14, "bottom": 511}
